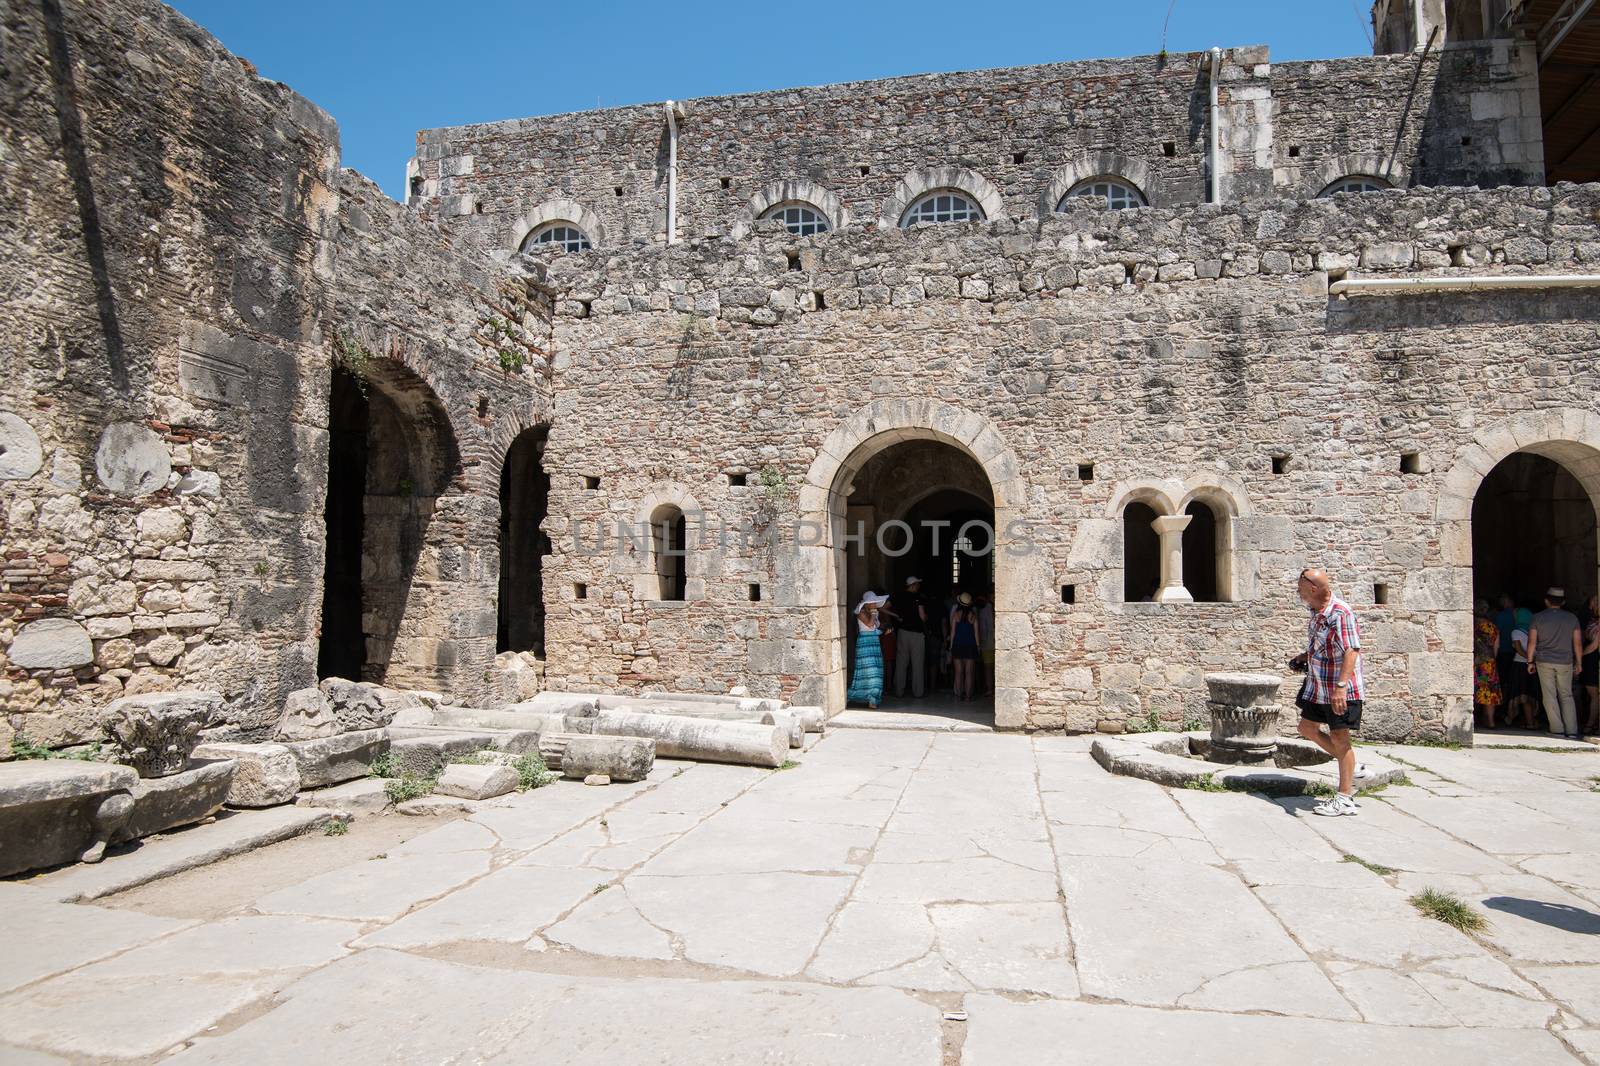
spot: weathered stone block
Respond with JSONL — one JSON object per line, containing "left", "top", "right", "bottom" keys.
{"left": 113, "top": 758, "right": 234, "bottom": 842}
{"left": 276, "top": 687, "right": 339, "bottom": 741}
{"left": 282, "top": 729, "right": 388, "bottom": 789}
{"left": 9, "top": 618, "right": 93, "bottom": 669}
{"left": 434, "top": 763, "right": 518, "bottom": 800}
{"left": 0, "top": 761, "right": 136, "bottom": 875}
{"left": 192, "top": 741, "right": 301, "bottom": 807}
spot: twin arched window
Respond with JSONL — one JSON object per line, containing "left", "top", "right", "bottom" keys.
{"left": 901, "top": 190, "right": 985, "bottom": 227}
{"left": 1122, "top": 497, "right": 1230, "bottom": 603}
{"left": 521, "top": 222, "right": 592, "bottom": 253}
{"left": 1320, "top": 175, "right": 1390, "bottom": 197}
{"left": 760, "top": 202, "right": 831, "bottom": 236}
{"left": 1059, "top": 178, "right": 1146, "bottom": 211}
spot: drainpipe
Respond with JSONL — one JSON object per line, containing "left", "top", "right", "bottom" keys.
{"left": 1329, "top": 274, "right": 1600, "bottom": 296}
{"left": 665, "top": 100, "right": 680, "bottom": 245}
{"left": 1207, "top": 47, "right": 1222, "bottom": 204}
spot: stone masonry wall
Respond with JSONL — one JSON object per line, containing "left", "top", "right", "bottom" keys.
{"left": 410, "top": 42, "right": 1542, "bottom": 255}
{"left": 0, "top": 0, "right": 341, "bottom": 748}
{"left": 0, "top": 0, "right": 552, "bottom": 751}
{"left": 530, "top": 183, "right": 1600, "bottom": 740}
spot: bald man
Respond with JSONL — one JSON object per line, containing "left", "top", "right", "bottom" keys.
{"left": 1289, "top": 568, "right": 1366, "bottom": 815}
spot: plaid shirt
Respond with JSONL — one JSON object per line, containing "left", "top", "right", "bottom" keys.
{"left": 1302, "top": 595, "right": 1364, "bottom": 704}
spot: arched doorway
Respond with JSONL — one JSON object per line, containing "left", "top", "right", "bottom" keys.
{"left": 317, "top": 360, "right": 458, "bottom": 685}
{"left": 831, "top": 435, "right": 997, "bottom": 719}
{"left": 1472, "top": 449, "right": 1599, "bottom": 734}
{"left": 498, "top": 427, "right": 549, "bottom": 657}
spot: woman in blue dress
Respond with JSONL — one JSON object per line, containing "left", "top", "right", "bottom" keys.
{"left": 948, "top": 591, "right": 982, "bottom": 701}
{"left": 845, "top": 591, "right": 888, "bottom": 708}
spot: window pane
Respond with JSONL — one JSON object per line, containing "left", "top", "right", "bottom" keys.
{"left": 1059, "top": 178, "right": 1144, "bottom": 212}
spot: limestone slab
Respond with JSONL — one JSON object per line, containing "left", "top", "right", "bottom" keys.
{"left": 281, "top": 729, "right": 387, "bottom": 789}
{"left": 855, "top": 848, "right": 1058, "bottom": 904}
{"left": 358, "top": 865, "right": 605, "bottom": 949}
{"left": 168, "top": 949, "right": 941, "bottom": 1065}
{"left": 0, "top": 883, "right": 194, "bottom": 995}
{"left": 192, "top": 741, "right": 300, "bottom": 807}
{"left": 959, "top": 995, "right": 1578, "bottom": 1065}
{"left": 1059, "top": 854, "right": 1354, "bottom": 1018}
{"left": 542, "top": 883, "right": 677, "bottom": 959}
{"left": 435, "top": 762, "right": 519, "bottom": 800}
{"left": 294, "top": 777, "right": 392, "bottom": 814}
{"left": 32, "top": 806, "right": 332, "bottom": 902}
{"left": 0, "top": 916, "right": 358, "bottom": 1060}
{"left": 1394, "top": 872, "right": 1600, "bottom": 964}
{"left": 608, "top": 871, "right": 853, "bottom": 975}
{"left": 640, "top": 812, "right": 876, "bottom": 875}
{"left": 114, "top": 758, "right": 233, "bottom": 842}
{"left": 253, "top": 849, "right": 492, "bottom": 922}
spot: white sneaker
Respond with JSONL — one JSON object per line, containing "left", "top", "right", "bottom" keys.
{"left": 1355, "top": 762, "right": 1373, "bottom": 781}
{"left": 1313, "top": 793, "right": 1360, "bottom": 817}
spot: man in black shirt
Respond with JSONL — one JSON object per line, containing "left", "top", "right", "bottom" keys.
{"left": 890, "top": 576, "right": 928, "bottom": 699}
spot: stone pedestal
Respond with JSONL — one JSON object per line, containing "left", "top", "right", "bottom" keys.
{"left": 1204, "top": 672, "right": 1285, "bottom": 766}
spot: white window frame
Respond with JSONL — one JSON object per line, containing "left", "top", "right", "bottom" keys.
{"left": 1059, "top": 178, "right": 1146, "bottom": 211}
{"left": 900, "top": 190, "right": 985, "bottom": 228}
{"left": 522, "top": 222, "right": 592, "bottom": 253}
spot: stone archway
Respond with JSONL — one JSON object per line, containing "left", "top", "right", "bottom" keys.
{"left": 793, "top": 401, "right": 1035, "bottom": 726}
{"left": 1438, "top": 409, "right": 1600, "bottom": 740}
{"left": 317, "top": 359, "right": 460, "bottom": 687}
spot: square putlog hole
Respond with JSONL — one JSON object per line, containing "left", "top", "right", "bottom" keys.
{"left": 1373, "top": 583, "right": 1389, "bottom": 605}
{"left": 583, "top": 475, "right": 600, "bottom": 490}
{"left": 1077, "top": 463, "right": 1095, "bottom": 482}
{"left": 749, "top": 583, "right": 762, "bottom": 602}
{"left": 1271, "top": 455, "right": 1290, "bottom": 475}
{"left": 1400, "top": 452, "right": 1421, "bottom": 474}
{"left": 728, "top": 471, "right": 747, "bottom": 486}
{"left": 1061, "top": 585, "right": 1077, "bottom": 605}
{"left": 575, "top": 582, "right": 589, "bottom": 600}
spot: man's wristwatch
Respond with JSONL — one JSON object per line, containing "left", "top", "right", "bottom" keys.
{"left": 1336, "top": 681, "right": 1350, "bottom": 691}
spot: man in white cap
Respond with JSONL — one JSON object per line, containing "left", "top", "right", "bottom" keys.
{"left": 1528, "top": 586, "right": 1583, "bottom": 738}
{"left": 889, "top": 576, "right": 928, "bottom": 699}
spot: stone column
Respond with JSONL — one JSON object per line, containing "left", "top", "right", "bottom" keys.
{"left": 1152, "top": 514, "right": 1193, "bottom": 604}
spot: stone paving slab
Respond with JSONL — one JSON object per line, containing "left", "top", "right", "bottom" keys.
{"left": 959, "top": 995, "right": 1582, "bottom": 1064}
{"left": 0, "top": 883, "right": 194, "bottom": 995}
{"left": 26, "top": 806, "right": 333, "bottom": 902}
{"left": 169, "top": 949, "right": 942, "bottom": 1066}
{"left": 0, "top": 915, "right": 359, "bottom": 1061}
{"left": 10, "top": 730, "right": 1600, "bottom": 1061}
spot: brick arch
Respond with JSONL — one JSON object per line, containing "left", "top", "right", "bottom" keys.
{"left": 880, "top": 166, "right": 1007, "bottom": 228}
{"left": 793, "top": 400, "right": 1037, "bottom": 726}
{"left": 477, "top": 405, "right": 552, "bottom": 494}
{"left": 1104, "top": 478, "right": 1183, "bottom": 518}
{"left": 1433, "top": 409, "right": 1600, "bottom": 742}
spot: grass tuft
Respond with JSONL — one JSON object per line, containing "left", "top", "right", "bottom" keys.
{"left": 1183, "top": 772, "right": 1229, "bottom": 793}
{"left": 512, "top": 752, "right": 557, "bottom": 790}
{"left": 1305, "top": 781, "right": 1337, "bottom": 798}
{"left": 323, "top": 818, "right": 350, "bottom": 837}
{"left": 1410, "top": 736, "right": 1464, "bottom": 750}
{"left": 774, "top": 759, "right": 800, "bottom": 771}
{"left": 1409, "top": 888, "right": 1488, "bottom": 932}
{"left": 1342, "top": 853, "right": 1396, "bottom": 876}
{"left": 383, "top": 774, "right": 437, "bottom": 804}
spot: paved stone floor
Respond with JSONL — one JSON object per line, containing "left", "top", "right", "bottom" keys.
{"left": 2, "top": 731, "right": 1599, "bottom": 1064}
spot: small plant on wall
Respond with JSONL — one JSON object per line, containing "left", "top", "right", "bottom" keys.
{"left": 330, "top": 328, "right": 375, "bottom": 394}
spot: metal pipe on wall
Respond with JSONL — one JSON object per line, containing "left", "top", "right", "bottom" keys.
{"left": 665, "top": 100, "right": 680, "bottom": 245}
{"left": 1329, "top": 274, "right": 1600, "bottom": 296}
{"left": 1207, "top": 48, "right": 1222, "bottom": 204}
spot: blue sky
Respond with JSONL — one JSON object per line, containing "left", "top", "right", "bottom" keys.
{"left": 167, "top": 1, "right": 1374, "bottom": 198}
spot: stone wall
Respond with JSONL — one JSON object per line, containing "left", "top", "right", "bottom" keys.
{"left": 0, "top": 0, "right": 552, "bottom": 751}
{"left": 409, "top": 42, "right": 1542, "bottom": 255}
{"left": 529, "top": 183, "right": 1600, "bottom": 740}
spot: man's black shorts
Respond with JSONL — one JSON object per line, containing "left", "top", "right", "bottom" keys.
{"left": 1297, "top": 692, "right": 1363, "bottom": 731}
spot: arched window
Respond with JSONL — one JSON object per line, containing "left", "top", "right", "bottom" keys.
{"left": 760, "top": 202, "right": 830, "bottom": 236}
{"left": 901, "top": 190, "right": 984, "bottom": 228}
{"left": 1059, "top": 178, "right": 1146, "bottom": 211}
{"left": 1123, "top": 502, "right": 1162, "bottom": 602}
{"left": 1182, "top": 501, "right": 1220, "bottom": 603}
{"left": 1319, "top": 175, "right": 1390, "bottom": 197}
{"left": 521, "top": 222, "right": 592, "bottom": 253}
{"left": 651, "top": 505, "right": 688, "bottom": 601}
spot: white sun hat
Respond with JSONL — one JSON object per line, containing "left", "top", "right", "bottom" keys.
{"left": 854, "top": 591, "right": 889, "bottom": 614}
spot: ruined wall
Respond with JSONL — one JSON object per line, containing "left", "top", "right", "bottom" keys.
{"left": 531, "top": 183, "right": 1600, "bottom": 740}
{"left": 410, "top": 42, "right": 1542, "bottom": 256}
{"left": 327, "top": 170, "right": 553, "bottom": 703}
{"left": 0, "top": 0, "right": 340, "bottom": 748}
{"left": 0, "top": 0, "right": 553, "bottom": 751}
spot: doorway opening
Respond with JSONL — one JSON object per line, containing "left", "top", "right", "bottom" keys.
{"left": 498, "top": 427, "right": 549, "bottom": 657}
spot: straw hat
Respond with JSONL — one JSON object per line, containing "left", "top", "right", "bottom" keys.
{"left": 957, "top": 591, "right": 974, "bottom": 606}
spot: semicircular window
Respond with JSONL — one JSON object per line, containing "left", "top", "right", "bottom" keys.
{"left": 1059, "top": 178, "right": 1146, "bottom": 211}
{"left": 522, "top": 222, "right": 592, "bottom": 253}
{"left": 761, "top": 202, "right": 831, "bottom": 236}
{"left": 900, "top": 190, "right": 984, "bottom": 228}
{"left": 1319, "top": 176, "right": 1390, "bottom": 197}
